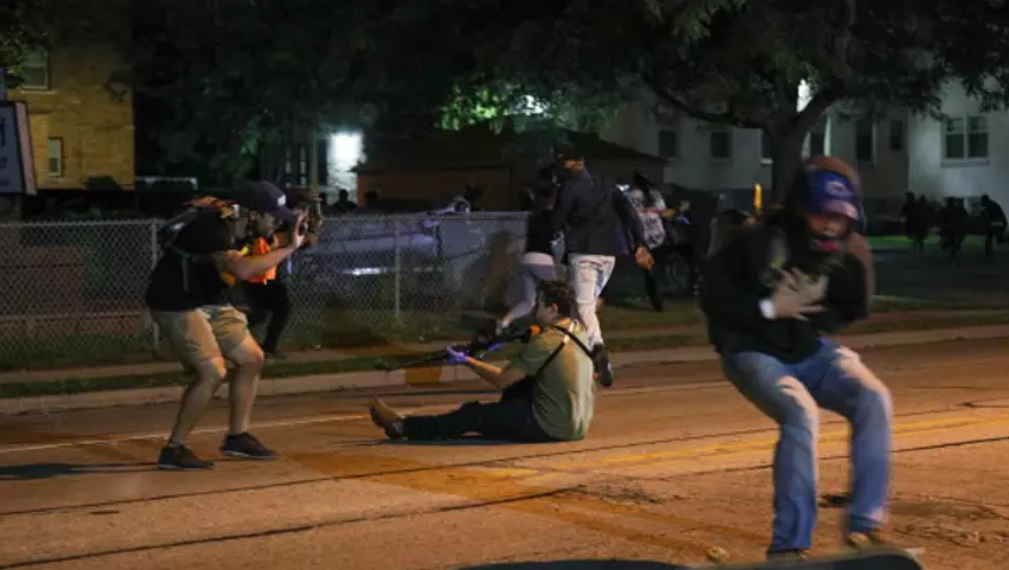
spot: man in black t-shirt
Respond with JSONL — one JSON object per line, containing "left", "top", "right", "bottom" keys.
{"left": 147, "top": 181, "right": 307, "bottom": 471}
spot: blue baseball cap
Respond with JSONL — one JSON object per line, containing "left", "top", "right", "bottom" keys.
{"left": 237, "top": 181, "right": 297, "bottom": 222}
{"left": 807, "top": 170, "right": 860, "bottom": 221}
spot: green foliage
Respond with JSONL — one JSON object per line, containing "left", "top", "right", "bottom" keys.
{"left": 441, "top": 0, "right": 1009, "bottom": 192}
{"left": 0, "top": 0, "right": 48, "bottom": 85}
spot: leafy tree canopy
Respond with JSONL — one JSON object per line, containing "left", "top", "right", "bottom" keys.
{"left": 438, "top": 0, "right": 1009, "bottom": 194}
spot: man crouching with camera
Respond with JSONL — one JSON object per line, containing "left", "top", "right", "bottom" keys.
{"left": 370, "top": 280, "right": 597, "bottom": 442}
{"left": 147, "top": 181, "right": 309, "bottom": 470}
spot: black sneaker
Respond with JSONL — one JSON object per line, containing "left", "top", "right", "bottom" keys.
{"left": 592, "top": 344, "right": 614, "bottom": 388}
{"left": 158, "top": 445, "right": 214, "bottom": 471}
{"left": 220, "top": 432, "right": 277, "bottom": 460}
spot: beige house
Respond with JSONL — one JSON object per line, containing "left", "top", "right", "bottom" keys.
{"left": 7, "top": 44, "right": 135, "bottom": 191}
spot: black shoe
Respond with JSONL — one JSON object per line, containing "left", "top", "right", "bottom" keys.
{"left": 766, "top": 549, "right": 809, "bottom": 561}
{"left": 220, "top": 432, "right": 277, "bottom": 460}
{"left": 158, "top": 445, "right": 214, "bottom": 471}
{"left": 592, "top": 344, "right": 614, "bottom": 388}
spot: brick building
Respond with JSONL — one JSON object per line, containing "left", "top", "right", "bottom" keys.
{"left": 7, "top": 44, "right": 135, "bottom": 191}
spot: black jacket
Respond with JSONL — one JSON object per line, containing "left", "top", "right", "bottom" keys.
{"left": 699, "top": 212, "right": 869, "bottom": 363}
{"left": 525, "top": 209, "right": 555, "bottom": 256}
{"left": 552, "top": 168, "right": 643, "bottom": 257}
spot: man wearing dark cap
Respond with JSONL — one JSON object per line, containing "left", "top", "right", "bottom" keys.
{"left": 700, "top": 156, "right": 891, "bottom": 559}
{"left": 146, "top": 181, "right": 307, "bottom": 470}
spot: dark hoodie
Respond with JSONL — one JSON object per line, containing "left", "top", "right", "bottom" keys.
{"left": 699, "top": 210, "right": 869, "bottom": 364}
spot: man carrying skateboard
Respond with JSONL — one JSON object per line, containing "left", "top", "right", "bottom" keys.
{"left": 699, "top": 156, "right": 892, "bottom": 559}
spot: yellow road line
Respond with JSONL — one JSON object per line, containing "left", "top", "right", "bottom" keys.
{"left": 549, "top": 413, "right": 1009, "bottom": 471}
{"left": 618, "top": 416, "right": 1009, "bottom": 473}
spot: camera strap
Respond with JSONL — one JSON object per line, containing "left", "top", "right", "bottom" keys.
{"left": 531, "top": 321, "right": 593, "bottom": 379}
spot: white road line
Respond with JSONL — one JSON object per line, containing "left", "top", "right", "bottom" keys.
{"left": 0, "top": 404, "right": 456, "bottom": 455}
{"left": 0, "top": 384, "right": 726, "bottom": 456}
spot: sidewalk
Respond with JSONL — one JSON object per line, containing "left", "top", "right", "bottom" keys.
{"left": 4, "top": 324, "right": 1009, "bottom": 417}
{"left": 0, "top": 309, "right": 1004, "bottom": 387}
{"left": 0, "top": 324, "right": 707, "bottom": 386}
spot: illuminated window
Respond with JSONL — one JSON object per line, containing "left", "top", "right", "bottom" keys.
{"left": 48, "top": 138, "right": 63, "bottom": 177}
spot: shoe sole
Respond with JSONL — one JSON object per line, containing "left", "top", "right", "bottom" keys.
{"left": 368, "top": 406, "right": 385, "bottom": 428}
{"left": 157, "top": 463, "right": 213, "bottom": 471}
{"left": 220, "top": 449, "right": 278, "bottom": 460}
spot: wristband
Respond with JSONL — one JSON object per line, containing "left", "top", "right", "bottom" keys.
{"left": 759, "top": 298, "right": 776, "bottom": 320}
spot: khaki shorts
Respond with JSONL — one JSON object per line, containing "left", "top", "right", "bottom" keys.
{"left": 153, "top": 305, "right": 252, "bottom": 369}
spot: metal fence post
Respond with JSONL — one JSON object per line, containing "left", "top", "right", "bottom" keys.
{"left": 150, "top": 220, "right": 160, "bottom": 352}
{"left": 393, "top": 218, "right": 402, "bottom": 321}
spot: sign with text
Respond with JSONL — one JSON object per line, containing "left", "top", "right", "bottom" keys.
{"left": 0, "top": 102, "right": 36, "bottom": 195}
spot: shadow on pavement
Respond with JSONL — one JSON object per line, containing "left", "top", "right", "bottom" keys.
{"left": 0, "top": 462, "right": 154, "bottom": 480}
{"left": 380, "top": 437, "right": 555, "bottom": 447}
{"left": 458, "top": 561, "right": 688, "bottom": 570}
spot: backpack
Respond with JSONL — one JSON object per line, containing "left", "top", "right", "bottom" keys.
{"left": 156, "top": 197, "right": 238, "bottom": 292}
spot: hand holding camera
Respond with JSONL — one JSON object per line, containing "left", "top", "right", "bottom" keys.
{"left": 287, "top": 212, "right": 309, "bottom": 250}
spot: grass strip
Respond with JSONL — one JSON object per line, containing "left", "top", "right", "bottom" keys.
{"left": 5, "top": 311, "right": 1009, "bottom": 399}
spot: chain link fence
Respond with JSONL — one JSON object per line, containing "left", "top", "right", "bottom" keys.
{"left": 0, "top": 214, "right": 533, "bottom": 371}
{"left": 0, "top": 211, "right": 704, "bottom": 372}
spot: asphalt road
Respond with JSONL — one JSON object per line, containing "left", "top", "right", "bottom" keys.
{"left": 1, "top": 339, "right": 1008, "bottom": 570}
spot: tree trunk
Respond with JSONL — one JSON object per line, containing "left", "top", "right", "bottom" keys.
{"left": 768, "top": 127, "right": 809, "bottom": 205}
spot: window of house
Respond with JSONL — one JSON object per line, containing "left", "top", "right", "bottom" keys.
{"left": 968, "top": 115, "right": 989, "bottom": 158}
{"left": 889, "top": 119, "right": 905, "bottom": 151}
{"left": 657, "top": 128, "right": 678, "bottom": 159}
{"left": 944, "top": 114, "right": 989, "bottom": 160}
{"left": 20, "top": 51, "right": 50, "bottom": 90}
{"left": 709, "top": 127, "right": 731, "bottom": 160}
{"left": 47, "top": 138, "right": 63, "bottom": 177}
{"left": 855, "top": 118, "right": 875, "bottom": 163}
{"left": 760, "top": 131, "right": 773, "bottom": 163}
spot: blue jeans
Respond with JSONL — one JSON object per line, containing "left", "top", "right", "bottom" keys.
{"left": 721, "top": 341, "right": 893, "bottom": 552}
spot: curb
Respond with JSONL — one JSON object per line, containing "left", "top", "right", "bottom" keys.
{"left": 3, "top": 325, "right": 1009, "bottom": 417}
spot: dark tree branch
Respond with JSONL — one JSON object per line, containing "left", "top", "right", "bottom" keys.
{"left": 828, "top": 0, "right": 857, "bottom": 88}
{"left": 644, "top": 72, "right": 766, "bottom": 129}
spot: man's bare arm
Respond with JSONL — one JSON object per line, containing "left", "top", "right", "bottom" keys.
{"left": 211, "top": 246, "right": 297, "bottom": 281}
{"left": 462, "top": 357, "right": 525, "bottom": 390}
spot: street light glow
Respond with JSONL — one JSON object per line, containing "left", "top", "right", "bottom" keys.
{"left": 329, "top": 131, "right": 363, "bottom": 169}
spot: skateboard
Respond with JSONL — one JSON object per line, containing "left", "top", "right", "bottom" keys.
{"left": 692, "top": 547, "right": 923, "bottom": 570}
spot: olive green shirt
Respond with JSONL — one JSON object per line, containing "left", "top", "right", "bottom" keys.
{"left": 505, "top": 320, "right": 596, "bottom": 440}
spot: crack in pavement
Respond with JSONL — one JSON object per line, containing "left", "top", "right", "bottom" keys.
{"left": 0, "top": 488, "right": 574, "bottom": 570}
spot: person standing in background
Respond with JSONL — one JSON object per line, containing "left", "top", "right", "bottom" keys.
{"left": 241, "top": 191, "right": 322, "bottom": 359}
{"left": 626, "top": 171, "right": 673, "bottom": 312}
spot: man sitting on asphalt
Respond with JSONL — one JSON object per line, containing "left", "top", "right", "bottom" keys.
{"left": 369, "top": 280, "right": 596, "bottom": 442}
